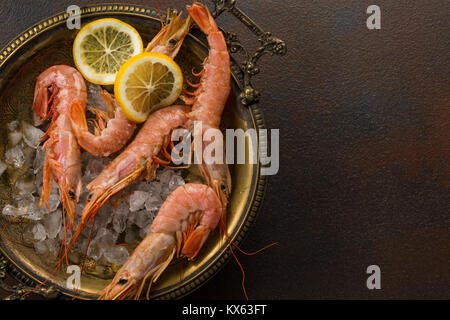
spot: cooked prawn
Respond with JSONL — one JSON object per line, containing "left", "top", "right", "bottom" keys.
{"left": 97, "top": 183, "right": 223, "bottom": 300}
{"left": 145, "top": 11, "right": 191, "bottom": 58}
{"left": 33, "top": 65, "right": 86, "bottom": 229}
{"left": 69, "top": 12, "right": 191, "bottom": 157}
{"left": 68, "top": 105, "right": 190, "bottom": 246}
{"left": 69, "top": 91, "right": 136, "bottom": 157}
{"left": 182, "top": 2, "right": 232, "bottom": 206}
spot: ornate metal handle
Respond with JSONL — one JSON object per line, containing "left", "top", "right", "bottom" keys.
{"left": 211, "top": 0, "right": 287, "bottom": 106}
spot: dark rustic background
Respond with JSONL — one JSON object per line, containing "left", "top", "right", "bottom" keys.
{"left": 0, "top": 0, "right": 449, "bottom": 299}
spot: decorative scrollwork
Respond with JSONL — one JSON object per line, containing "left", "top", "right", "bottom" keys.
{"left": 0, "top": 254, "right": 59, "bottom": 300}
{"left": 212, "top": 0, "right": 236, "bottom": 17}
{"left": 211, "top": 0, "right": 287, "bottom": 106}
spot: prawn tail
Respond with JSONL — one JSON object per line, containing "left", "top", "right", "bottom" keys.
{"left": 181, "top": 224, "right": 211, "bottom": 260}
{"left": 69, "top": 100, "right": 102, "bottom": 156}
{"left": 186, "top": 2, "right": 218, "bottom": 35}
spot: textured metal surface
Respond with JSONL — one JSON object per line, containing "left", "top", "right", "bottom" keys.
{"left": 1, "top": 0, "right": 449, "bottom": 299}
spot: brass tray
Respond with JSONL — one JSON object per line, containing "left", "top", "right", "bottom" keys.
{"left": 0, "top": 2, "right": 285, "bottom": 299}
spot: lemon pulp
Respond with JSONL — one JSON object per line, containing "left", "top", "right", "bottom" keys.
{"left": 115, "top": 52, "right": 183, "bottom": 122}
{"left": 73, "top": 18, "right": 143, "bottom": 85}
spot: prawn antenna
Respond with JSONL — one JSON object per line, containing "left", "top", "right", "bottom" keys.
{"left": 218, "top": 214, "right": 279, "bottom": 300}
{"left": 156, "top": 0, "right": 164, "bottom": 28}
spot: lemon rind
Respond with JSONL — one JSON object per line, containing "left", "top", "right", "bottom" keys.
{"left": 73, "top": 18, "right": 143, "bottom": 85}
{"left": 114, "top": 52, "right": 183, "bottom": 123}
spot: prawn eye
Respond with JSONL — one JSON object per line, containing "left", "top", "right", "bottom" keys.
{"left": 220, "top": 183, "right": 227, "bottom": 192}
{"left": 118, "top": 278, "right": 128, "bottom": 285}
{"left": 87, "top": 194, "right": 93, "bottom": 201}
{"left": 68, "top": 190, "right": 76, "bottom": 200}
{"left": 169, "top": 38, "right": 177, "bottom": 46}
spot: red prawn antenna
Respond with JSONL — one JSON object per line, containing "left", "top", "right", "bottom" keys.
{"left": 1, "top": 221, "right": 33, "bottom": 249}
{"left": 23, "top": 209, "right": 99, "bottom": 299}
{"left": 80, "top": 215, "right": 97, "bottom": 277}
{"left": 156, "top": 0, "right": 164, "bottom": 27}
{"left": 218, "top": 214, "right": 278, "bottom": 300}
{"left": 21, "top": 219, "right": 72, "bottom": 298}
{"left": 22, "top": 206, "right": 77, "bottom": 298}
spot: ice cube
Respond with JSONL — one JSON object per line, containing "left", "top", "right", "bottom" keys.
{"left": 15, "top": 175, "right": 36, "bottom": 194}
{"left": 83, "top": 158, "right": 108, "bottom": 185}
{"left": 81, "top": 150, "right": 94, "bottom": 167}
{"left": 21, "top": 142, "right": 36, "bottom": 167}
{"left": 86, "top": 158, "right": 106, "bottom": 176}
{"left": 8, "top": 130, "right": 22, "bottom": 147}
{"left": 78, "top": 187, "right": 88, "bottom": 204}
{"left": 80, "top": 218, "right": 95, "bottom": 238}
{"left": 168, "top": 174, "right": 185, "bottom": 191}
{"left": 0, "top": 161, "right": 6, "bottom": 177}
{"left": 134, "top": 210, "right": 154, "bottom": 229}
{"left": 4, "top": 145, "right": 25, "bottom": 168}
{"left": 158, "top": 168, "right": 173, "bottom": 186}
{"left": 7, "top": 120, "right": 20, "bottom": 132}
{"left": 23, "top": 223, "right": 37, "bottom": 243}
{"left": 95, "top": 203, "right": 113, "bottom": 228}
{"left": 47, "top": 193, "right": 60, "bottom": 212}
{"left": 137, "top": 180, "right": 161, "bottom": 195}
{"left": 87, "top": 244, "right": 102, "bottom": 260}
{"left": 43, "top": 210, "right": 62, "bottom": 239}
{"left": 128, "top": 191, "right": 148, "bottom": 212}
{"left": 15, "top": 192, "right": 34, "bottom": 203}
{"left": 7, "top": 193, "right": 40, "bottom": 220}
{"left": 33, "top": 148, "right": 45, "bottom": 173}
{"left": 23, "top": 201, "right": 47, "bottom": 221}
{"left": 68, "top": 250, "right": 81, "bottom": 265}
{"left": 34, "top": 240, "right": 47, "bottom": 255}
{"left": 94, "top": 227, "right": 118, "bottom": 247}
{"left": 125, "top": 224, "right": 141, "bottom": 244}
{"left": 112, "top": 206, "right": 128, "bottom": 234}
{"left": 35, "top": 169, "right": 43, "bottom": 195}
{"left": 103, "top": 246, "right": 129, "bottom": 265}
{"left": 136, "top": 181, "right": 150, "bottom": 192}
{"left": 32, "top": 223, "right": 47, "bottom": 241}
{"left": 116, "top": 200, "right": 130, "bottom": 216}
{"left": 22, "top": 121, "right": 44, "bottom": 149}
{"left": 148, "top": 181, "right": 162, "bottom": 196}
{"left": 87, "top": 83, "right": 110, "bottom": 113}
{"left": 44, "top": 238, "right": 59, "bottom": 259}
{"left": 145, "top": 194, "right": 162, "bottom": 213}
{"left": 139, "top": 223, "right": 152, "bottom": 239}
{"left": 57, "top": 224, "right": 70, "bottom": 242}
{"left": 2, "top": 204, "right": 22, "bottom": 217}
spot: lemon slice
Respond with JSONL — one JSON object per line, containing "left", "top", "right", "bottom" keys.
{"left": 73, "top": 18, "right": 143, "bottom": 85}
{"left": 114, "top": 52, "right": 183, "bottom": 123}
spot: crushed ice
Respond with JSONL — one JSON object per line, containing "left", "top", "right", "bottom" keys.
{"left": 1, "top": 120, "right": 187, "bottom": 267}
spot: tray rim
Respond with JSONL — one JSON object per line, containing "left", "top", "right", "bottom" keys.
{"left": 0, "top": 2, "right": 268, "bottom": 300}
